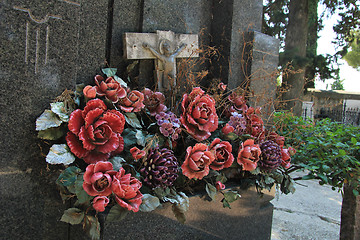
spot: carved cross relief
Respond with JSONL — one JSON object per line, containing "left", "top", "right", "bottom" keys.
{"left": 124, "top": 30, "right": 199, "bottom": 92}
{"left": 12, "top": 0, "right": 80, "bottom": 74}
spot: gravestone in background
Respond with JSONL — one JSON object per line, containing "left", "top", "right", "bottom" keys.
{"left": 0, "top": 1, "right": 108, "bottom": 239}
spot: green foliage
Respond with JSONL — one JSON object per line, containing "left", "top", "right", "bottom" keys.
{"left": 56, "top": 166, "right": 82, "bottom": 187}
{"left": 60, "top": 208, "right": 84, "bottom": 225}
{"left": 205, "top": 183, "right": 217, "bottom": 201}
{"left": 331, "top": 79, "right": 345, "bottom": 90}
{"left": 343, "top": 30, "right": 360, "bottom": 70}
{"left": 106, "top": 205, "right": 129, "bottom": 222}
{"left": 273, "top": 112, "right": 360, "bottom": 193}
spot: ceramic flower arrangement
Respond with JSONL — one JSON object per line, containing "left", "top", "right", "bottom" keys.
{"left": 36, "top": 68, "right": 296, "bottom": 239}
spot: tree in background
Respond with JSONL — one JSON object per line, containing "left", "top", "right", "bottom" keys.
{"left": 331, "top": 78, "right": 344, "bottom": 90}
{"left": 343, "top": 30, "right": 360, "bottom": 70}
{"left": 263, "top": 0, "right": 359, "bottom": 115}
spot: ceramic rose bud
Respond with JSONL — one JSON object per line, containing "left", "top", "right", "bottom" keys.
{"left": 181, "top": 143, "right": 215, "bottom": 180}
{"left": 83, "top": 85, "right": 97, "bottom": 99}
{"left": 66, "top": 99, "right": 125, "bottom": 163}
{"left": 117, "top": 88, "right": 145, "bottom": 112}
{"left": 281, "top": 147, "right": 296, "bottom": 169}
{"left": 221, "top": 124, "right": 235, "bottom": 135}
{"left": 94, "top": 75, "right": 126, "bottom": 103}
{"left": 92, "top": 196, "right": 110, "bottom": 212}
{"left": 142, "top": 88, "right": 167, "bottom": 116}
{"left": 215, "top": 181, "right": 226, "bottom": 190}
{"left": 180, "top": 87, "right": 218, "bottom": 141}
{"left": 112, "top": 168, "right": 143, "bottom": 212}
{"left": 237, "top": 139, "right": 261, "bottom": 171}
{"left": 209, "top": 138, "right": 234, "bottom": 170}
{"left": 83, "top": 161, "right": 117, "bottom": 196}
{"left": 130, "top": 147, "right": 146, "bottom": 160}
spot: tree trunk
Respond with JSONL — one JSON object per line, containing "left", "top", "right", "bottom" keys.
{"left": 304, "top": 0, "right": 318, "bottom": 90}
{"left": 281, "top": 0, "right": 309, "bottom": 116}
{"left": 340, "top": 184, "right": 360, "bottom": 240}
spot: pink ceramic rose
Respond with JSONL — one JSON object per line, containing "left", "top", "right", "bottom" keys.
{"left": 237, "top": 139, "right": 262, "bottom": 171}
{"left": 180, "top": 87, "right": 218, "bottom": 141}
{"left": 181, "top": 143, "right": 215, "bottom": 180}
{"left": 209, "top": 138, "right": 234, "bottom": 170}
{"left": 83, "top": 161, "right": 117, "bottom": 196}
{"left": 111, "top": 168, "right": 143, "bottom": 212}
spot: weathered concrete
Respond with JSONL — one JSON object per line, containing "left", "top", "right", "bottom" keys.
{"left": 271, "top": 171, "right": 342, "bottom": 240}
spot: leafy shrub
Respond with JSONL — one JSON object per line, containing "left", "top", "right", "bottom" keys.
{"left": 273, "top": 112, "right": 360, "bottom": 196}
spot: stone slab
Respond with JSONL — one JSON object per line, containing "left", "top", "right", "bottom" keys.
{"left": 0, "top": 0, "right": 108, "bottom": 238}
{"left": 104, "top": 186, "right": 275, "bottom": 240}
{"left": 248, "top": 31, "right": 280, "bottom": 122}
{"left": 211, "top": 0, "right": 263, "bottom": 89}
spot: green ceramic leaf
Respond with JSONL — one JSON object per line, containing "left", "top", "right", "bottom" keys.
{"left": 84, "top": 215, "right": 100, "bottom": 240}
{"left": 37, "top": 126, "right": 65, "bottom": 140}
{"left": 56, "top": 166, "right": 81, "bottom": 187}
{"left": 114, "top": 75, "right": 127, "bottom": 88}
{"left": 108, "top": 156, "right": 126, "bottom": 171}
{"left": 106, "top": 205, "right": 128, "bottom": 222}
{"left": 223, "top": 190, "right": 241, "bottom": 203}
{"left": 102, "top": 68, "right": 117, "bottom": 77}
{"left": 46, "top": 144, "right": 75, "bottom": 165}
{"left": 70, "top": 175, "right": 93, "bottom": 204}
{"left": 205, "top": 183, "right": 217, "bottom": 201}
{"left": 50, "top": 102, "right": 70, "bottom": 122}
{"left": 60, "top": 208, "right": 84, "bottom": 225}
{"left": 139, "top": 194, "right": 160, "bottom": 212}
{"left": 124, "top": 112, "right": 142, "bottom": 129}
{"left": 36, "top": 110, "right": 62, "bottom": 131}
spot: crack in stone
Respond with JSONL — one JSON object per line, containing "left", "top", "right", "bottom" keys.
{"left": 274, "top": 207, "right": 341, "bottom": 225}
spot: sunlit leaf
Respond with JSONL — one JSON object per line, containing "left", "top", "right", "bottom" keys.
{"left": 102, "top": 68, "right": 117, "bottom": 77}
{"left": 50, "top": 102, "right": 70, "bottom": 122}
{"left": 139, "top": 194, "right": 160, "bottom": 212}
{"left": 46, "top": 144, "right": 75, "bottom": 165}
{"left": 36, "top": 110, "right": 62, "bottom": 131}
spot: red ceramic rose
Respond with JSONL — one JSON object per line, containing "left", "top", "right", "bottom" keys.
{"left": 209, "top": 138, "right": 234, "bottom": 170}
{"left": 112, "top": 167, "right": 143, "bottom": 212}
{"left": 130, "top": 147, "right": 146, "bottom": 160}
{"left": 66, "top": 99, "right": 125, "bottom": 163}
{"left": 181, "top": 143, "right": 215, "bottom": 180}
{"left": 142, "top": 88, "right": 167, "bottom": 116}
{"left": 94, "top": 75, "right": 126, "bottom": 103}
{"left": 83, "top": 161, "right": 117, "bottom": 196}
{"left": 117, "top": 88, "right": 145, "bottom": 112}
{"left": 180, "top": 87, "right": 218, "bottom": 141}
{"left": 246, "top": 113, "right": 265, "bottom": 142}
{"left": 237, "top": 139, "right": 262, "bottom": 171}
{"left": 92, "top": 196, "right": 110, "bottom": 212}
